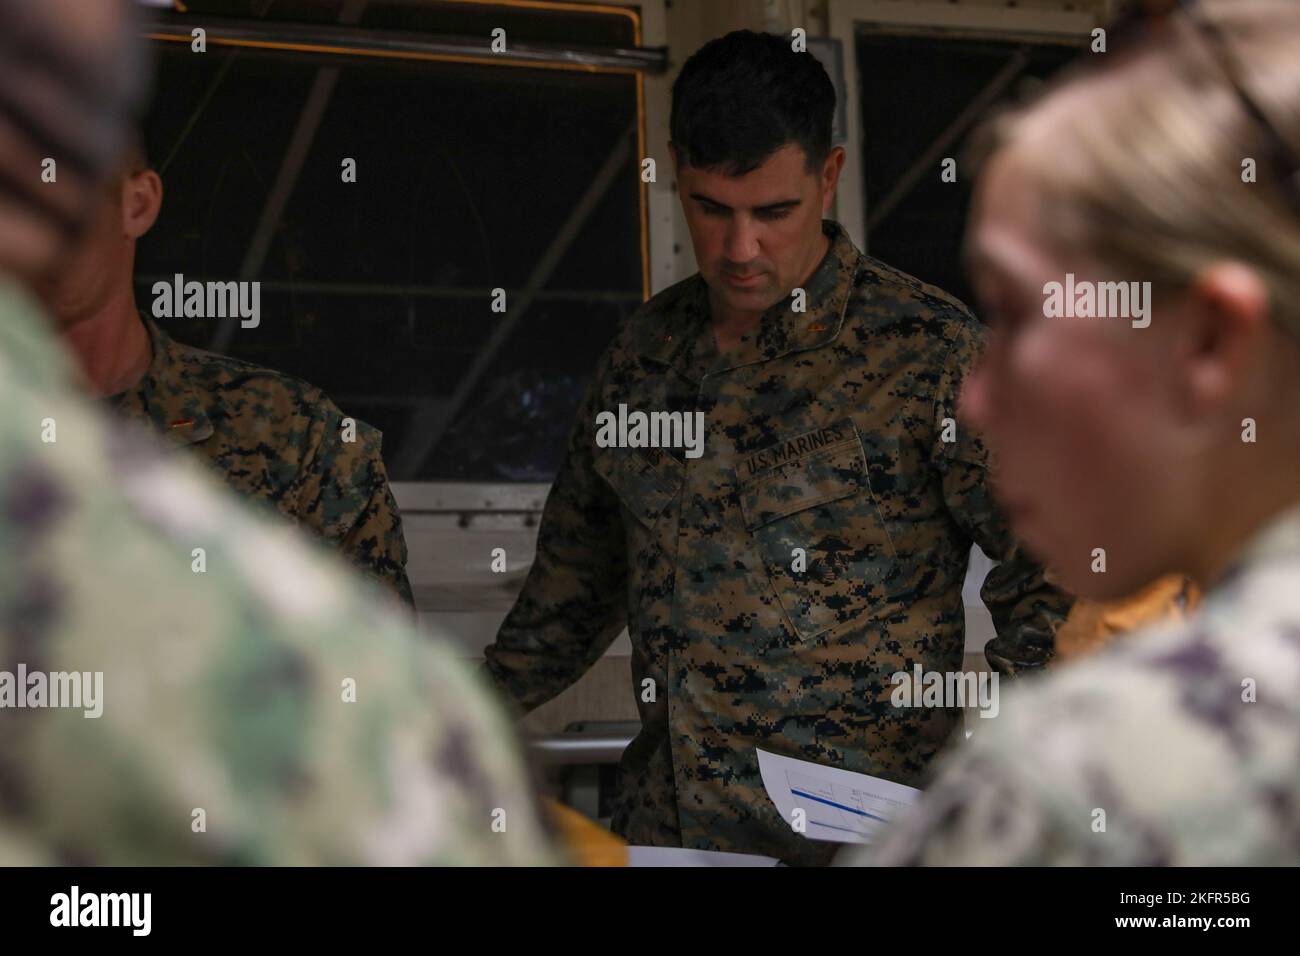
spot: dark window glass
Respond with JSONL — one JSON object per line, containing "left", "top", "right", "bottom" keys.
{"left": 856, "top": 33, "right": 1079, "bottom": 310}
{"left": 138, "top": 5, "right": 645, "bottom": 481}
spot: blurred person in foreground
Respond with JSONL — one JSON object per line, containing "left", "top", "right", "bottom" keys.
{"left": 849, "top": 0, "right": 1300, "bottom": 865}
{"left": 0, "top": 0, "right": 553, "bottom": 865}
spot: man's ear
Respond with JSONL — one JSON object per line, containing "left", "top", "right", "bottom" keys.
{"left": 121, "top": 169, "right": 162, "bottom": 240}
{"left": 821, "top": 145, "right": 845, "bottom": 209}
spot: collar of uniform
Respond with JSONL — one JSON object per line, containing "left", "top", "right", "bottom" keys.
{"left": 633, "top": 219, "right": 862, "bottom": 379}
{"left": 118, "top": 316, "right": 215, "bottom": 447}
{"left": 632, "top": 272, "right": 712, "bottom": 378}
{"left": 0, "top": 278, "right": 79, "bottom": 391}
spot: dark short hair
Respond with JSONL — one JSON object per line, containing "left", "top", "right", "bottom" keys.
{"left": 670, "top": 30, "right": 836, "bottom": 177}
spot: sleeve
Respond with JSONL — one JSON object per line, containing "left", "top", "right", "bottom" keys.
{"left": 290, "top": 400, "right": 415, "bottom": 610}
{"left": 482, "top": 370, "right": 630, "bottom": 714}
{"left": 929, "top": 321, "right": 1075, "bottom": 676}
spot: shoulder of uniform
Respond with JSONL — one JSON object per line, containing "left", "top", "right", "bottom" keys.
{"left": 979, "top": 616, "right": 1260, "bottom": 784}
{"left": 1009, "top": 617, "right": 1211, "bottom": 729}
{"left": 165, "top": 336, "right": 314, "bottom": 393}
{"left": 851, "top": 255, "right": 980, "bottom": 338}
{"left": 844, "top": 256, "right": 985, "bottom": 375}
{"left": 620, "top": 273, "right": 701, "bottom": 336}
{"left": 163, "top": 335, "right": 378, "bottom": 442}
{"left": 598, "top": 273, "right": 706, "bottom": 365}
{"left": 167, "top": 337, "right": 326, "bottom": 410}
{"left": 644, "top": 272, "right": 703, "bottom": 312}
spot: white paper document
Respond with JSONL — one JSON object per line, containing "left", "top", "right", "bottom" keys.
{"left": 756, "top": 748, "right": 920, "bottom": 844}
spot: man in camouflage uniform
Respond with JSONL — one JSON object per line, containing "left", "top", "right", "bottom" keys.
{"left": 0, "top": 0, "right": 553, "bottom": 866}
{"left": 36, "top": 144, "right": 413, "bottom": 607}
{"left": 848, "top": 503, "right": 1300, "bottom": 865}
{"left": 483, "top": 31, "right": 1071, "bottom": 864}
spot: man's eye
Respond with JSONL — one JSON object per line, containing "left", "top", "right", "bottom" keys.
{"left": 758, "top": 208, "right": 791, "bottom": 221}
{"left": 701, "top": 203, "right": 727, "bottom": 217}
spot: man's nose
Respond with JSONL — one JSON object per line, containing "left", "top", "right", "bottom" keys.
{"left": 722, "top": 215, "right": 760, "bottom": 266}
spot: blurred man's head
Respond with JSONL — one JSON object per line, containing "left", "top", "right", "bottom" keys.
{"left": 958, "top": 0, "right": 1300, "bottom": 600}
{"left": 35, "top": 140, "right": 163, "bottom": 329}
{"left": 0, "top": 0, "right": 148, "bottom": 284}
{"left": 669, "top": 31, "right": 844, "bottom": 318}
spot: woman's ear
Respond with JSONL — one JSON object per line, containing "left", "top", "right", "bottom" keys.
{"left": 1177, "top": 261, "right": 1270, "bottom": 417}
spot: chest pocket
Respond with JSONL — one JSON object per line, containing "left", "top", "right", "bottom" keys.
{"left": 737, "top": 426, "right": 899, "bottom": 640}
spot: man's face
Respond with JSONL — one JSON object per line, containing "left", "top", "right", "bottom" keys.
{"left": 674, "top": 143, "right": 842, "bottom": 317}
{"left": 34, "top": 175, "right": 136, "bottom": 329}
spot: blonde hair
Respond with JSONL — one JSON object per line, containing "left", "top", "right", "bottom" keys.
{"left": 975, "top": 0, "right": 1300, "bottom": 337}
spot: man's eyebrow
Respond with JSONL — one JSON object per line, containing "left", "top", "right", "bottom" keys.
{"left": 688, "top": 193, "right": 803, "bottom": 212}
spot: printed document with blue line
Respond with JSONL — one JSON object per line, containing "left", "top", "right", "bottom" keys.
{"left": 756, "top": 748, "right": 920, "bottom": 844}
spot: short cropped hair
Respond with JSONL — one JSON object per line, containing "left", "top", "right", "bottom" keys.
{"left": 670, "top": 30, "right": 836, "bottom": 177}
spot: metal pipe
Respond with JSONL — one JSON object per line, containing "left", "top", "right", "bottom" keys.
{"left": 147, "top": 11, "right": 669, "bottom": 74}
{"left": 135, "top": 276, "right": 644, "bottom": 304}
{"left": 527, "top": 734, "right": 633, "bottom": 766}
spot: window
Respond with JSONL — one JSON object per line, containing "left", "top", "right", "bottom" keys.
{"left": 856, "top": 31, "right": 1079, "bottom": 308}
{"left": 138, "top": 0, "right": 652, "bottom": 481}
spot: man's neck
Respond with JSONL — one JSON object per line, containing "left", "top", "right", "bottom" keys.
{"left": 62, "top": 289, "right": 152, "bottom": 398}
{"left": 711, "top": 228, "right": 830, "bottom": 353}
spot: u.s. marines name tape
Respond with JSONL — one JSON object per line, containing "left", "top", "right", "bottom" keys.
{"left": 740, "top": 422, "right": 850, "bottom": 478}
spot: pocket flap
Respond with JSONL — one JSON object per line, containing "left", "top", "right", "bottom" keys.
{"left": 738, "top": 431, "right": 866, "bottom": 532}
{"left": 595, "top": 448, "right": 681, "bottom": 527}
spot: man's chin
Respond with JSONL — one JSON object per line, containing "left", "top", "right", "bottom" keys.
{"left": 713, "top": 279, "right": 778, "bottom": 311}
{"left": 39, "top": 298, "right": 88, "bottom": 331}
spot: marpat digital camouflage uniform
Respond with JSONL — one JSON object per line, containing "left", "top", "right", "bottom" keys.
{"left": 0, "top": 280, "right": 555, "bottom": 865}
{"left": 485, "top": 219, "right": 1073, "bottom": 865}
{"left": 847, "top": 501, "right": 1300, "bottom": 866}
{"left": 106, "top": 316, "right": 413, "bottom": 608}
